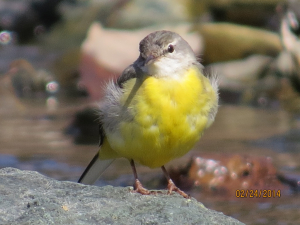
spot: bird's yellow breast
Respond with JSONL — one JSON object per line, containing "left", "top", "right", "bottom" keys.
{"left": 102, "top": 66, "right": 216, "bottom": 168}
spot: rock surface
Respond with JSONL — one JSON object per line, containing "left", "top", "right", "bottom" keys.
{"left": 0, "top": 167, "right": 244, "bottom": 225}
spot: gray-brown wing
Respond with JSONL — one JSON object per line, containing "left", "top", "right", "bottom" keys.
{"left": 78, "top": 63, "right": 138, "bottom": 184}
{"left": 78, "top": 64, "right": 137, "bottom": 184}
{"left": 98, "top": 63, "right": 137, "bottom": 145}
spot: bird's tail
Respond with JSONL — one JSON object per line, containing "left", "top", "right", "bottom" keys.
{"left": 78, "top": 153, "right": 114, "bottom": 184}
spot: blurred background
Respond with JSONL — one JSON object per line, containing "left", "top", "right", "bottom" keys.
{"left": 1, "top": 0, "right": 300, "bottom": 224}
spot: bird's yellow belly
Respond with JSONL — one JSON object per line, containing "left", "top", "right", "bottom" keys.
{"left": 105, "top": 68, "right": 213, "bottom": 168}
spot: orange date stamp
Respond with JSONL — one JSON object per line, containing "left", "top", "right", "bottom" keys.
{"left": 236, "top": 189, "right": 281, "bottom": 198}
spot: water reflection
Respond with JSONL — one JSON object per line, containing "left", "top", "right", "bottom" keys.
{"left": 0, "top": 153, "right": 81, "bottom": 181}
{"left": 253, "top": 129, "right": 300, "bottom": 154}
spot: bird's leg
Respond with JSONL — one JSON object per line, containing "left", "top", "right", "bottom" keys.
{"left": 130, "top": 159, "right": 150, "bottom": 195}
{"left": 161, "top": 165, "right": 190, "bottom": 198}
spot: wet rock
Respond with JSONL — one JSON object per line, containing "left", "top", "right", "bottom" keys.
{"left": 0, "top": 59, "right": 58, "bottom": 114}
{"left": 206, "top": 54, "right": 279, "bottom": 105}
{"left": 5, "top": 59, "right": 57, "bottom": 98}
{"left": 198, "top": 23, "right": 282, "bottom": 64}
{"left": 208, "top": 54, "right": 274, "bottom": 92}
{"left": 105, "top": 0, "right": 188, "bottom": 29}
{"left": 276, "top": 3, "right": 300, "bottom": 117}
{"left": 188, "top": 155, "right": 284, "bottom": 193}
{"left": 167, "top": 154, "right": 292, "bottom": 197}
{"left": 0, "top": 167, "right": 244, "bottom": 225}
{"left": 186, "top": 0, "right": 282, "bottom": 28}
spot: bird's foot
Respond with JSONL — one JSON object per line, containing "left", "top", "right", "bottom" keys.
{"left": 167, "top": 179, "right": 190, "bottom": 198}
{"left": 132, "top": 179, "right": 153, "bottom": 195}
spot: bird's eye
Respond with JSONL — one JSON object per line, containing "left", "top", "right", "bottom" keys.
{"left": 167, "top": 44, "right": 174, "bottom": 53}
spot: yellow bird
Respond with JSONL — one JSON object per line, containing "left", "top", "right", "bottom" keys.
{"left": 78, "top": 30, "right": 218, "bottom": 198}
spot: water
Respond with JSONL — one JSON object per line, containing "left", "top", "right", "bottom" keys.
{"left": 0, "top": 95, "right": 300, "bottom": 224}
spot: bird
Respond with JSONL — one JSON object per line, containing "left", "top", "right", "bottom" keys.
{"left": 78, "top": 30, "right": 219, "bottom": 198}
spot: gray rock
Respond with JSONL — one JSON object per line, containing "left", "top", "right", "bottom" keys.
{"left": 0, "top": 167, "right": 244, "bottom": 225}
